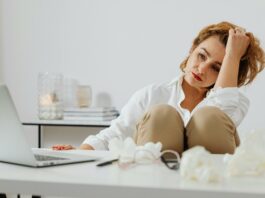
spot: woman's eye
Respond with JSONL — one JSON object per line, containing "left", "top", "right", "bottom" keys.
{"left": 198, "top": 53, "right": 206, "bottom": 60}
{"left": 212, "top": 65, "right": 220, "bottom": 72}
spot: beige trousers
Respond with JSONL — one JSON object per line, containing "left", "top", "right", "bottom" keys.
{"left": 133, "top": 104, "right": 240, "bottom": 154}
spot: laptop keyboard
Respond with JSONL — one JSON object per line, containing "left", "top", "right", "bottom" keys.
{"left": 34, "top": 154, "right": 68, "bottom": 161}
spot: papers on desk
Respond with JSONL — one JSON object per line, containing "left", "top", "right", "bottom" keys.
{"left": 63, "top": 107, "right": 119, "bottom": 121}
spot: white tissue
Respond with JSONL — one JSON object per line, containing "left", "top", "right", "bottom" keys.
{"left": 180, "top": 146, "right": 222, "bottom": 183}
{"left": 108, "top": 137, "right": 162, "bottom": 164}
{"left": 224, "top": 129, "right": 265, "bottom": 176}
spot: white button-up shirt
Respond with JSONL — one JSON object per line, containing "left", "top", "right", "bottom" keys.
{"left": 83, "top": 75, "right": 249, "bottom": 150}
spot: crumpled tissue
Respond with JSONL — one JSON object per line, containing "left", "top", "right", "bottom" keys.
{"left": 108, "top": 137, "right": 162, "bottom": 164}
{"left": 180, "top": 146, "right": 222, "bottom": 183}
{"left": 224, "top": 129, "right": 265, "bottom": 176}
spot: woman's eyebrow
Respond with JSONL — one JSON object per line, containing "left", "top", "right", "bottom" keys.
{"left": 201, "top": 47, "right": 222, "bottom": 66}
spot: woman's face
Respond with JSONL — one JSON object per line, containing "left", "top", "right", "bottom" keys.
{"left": 184, "top": 36, "right": 226, "bottom": 91}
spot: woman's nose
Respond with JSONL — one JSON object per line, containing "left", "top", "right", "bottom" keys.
{"left": 198, "top": 63, "right": 209, "bottom": 74}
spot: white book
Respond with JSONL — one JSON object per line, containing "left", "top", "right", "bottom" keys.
{"left": 64, "top": 115, "right": 118, "bottom": 121}
{"left": 64, "top": 111, "right": 119, "bottom": 117}
{"left": 64, "top": 107, "right": 117, "bottom": 113}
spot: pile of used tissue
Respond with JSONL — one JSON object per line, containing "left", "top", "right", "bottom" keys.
{"left": 224, "top": 129, "right": 265, "bottom": 176}
{"left": 108, "top": 137, "right": 162, "bottom": 164}
{"left": 180, "top": 146, "right": 222, "bottom": 183}
{"left": 179, "top": 129, "right": 265, "bottom": 183}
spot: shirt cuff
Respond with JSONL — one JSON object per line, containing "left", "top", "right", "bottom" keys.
{"left": 207, "top": 86, "right": 239, "bottom": 97}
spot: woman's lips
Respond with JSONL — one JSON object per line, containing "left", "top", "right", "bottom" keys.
{"left": 192, "top": 72, "right": 202, "bottom": 81}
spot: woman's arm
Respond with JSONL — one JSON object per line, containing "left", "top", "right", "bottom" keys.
{"left": 214, "top": 28, "right": 250, "bottom": 88}
{"left": 52, "top": 86, "right": 150, "bottom": 151}
{"left": 82, "top": 86, "right": 151, "bottom": 150}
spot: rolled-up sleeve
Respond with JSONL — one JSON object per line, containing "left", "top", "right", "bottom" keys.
{"left": 82, "top": 87, "right": 149, "bottom": 150}
{"left": 201, "top": 87, "right": 250, "bottom": 127}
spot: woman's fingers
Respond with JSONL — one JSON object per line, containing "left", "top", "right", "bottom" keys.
{"left": 52, "top": 144, "right": 75, "bottom": 150}
{"left": 64, "top": 145, "right": 75, "bottom": 150}
{"left": 235, "top": 27, "right": 246, "bottom": 35}
{"left": 229, "top": 28, "right": 235, "bottom": 35}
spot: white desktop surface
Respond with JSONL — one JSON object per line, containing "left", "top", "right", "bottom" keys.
{"left": 0, "top": 150, "right": 265, "bottom": 198}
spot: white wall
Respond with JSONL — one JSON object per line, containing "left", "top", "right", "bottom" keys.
{"left": 1, "top": 0, "right": 265, "bottom": 140}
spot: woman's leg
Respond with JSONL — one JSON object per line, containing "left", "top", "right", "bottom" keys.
{"left": 133, "top": 104, "right": 185, "bottom": 154}
{"left": 186, "top": 106, "right": 240, "bottom": 154}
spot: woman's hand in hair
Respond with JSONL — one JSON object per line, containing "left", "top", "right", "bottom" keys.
{"left": 214, "top": 28, "right": 250, "bottom": 88}
{"left": 225, "top": 28, "right": 250, "bottom": 61}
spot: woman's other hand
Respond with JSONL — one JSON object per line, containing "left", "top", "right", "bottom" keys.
{"left": 52, "top": 144, "right": 76, "bottom": 150}
{"left": 52, "top": 144, "right": 95, "bottom": 150}
{"left": 225, "top": 27, "right": 250, "bottom": 61}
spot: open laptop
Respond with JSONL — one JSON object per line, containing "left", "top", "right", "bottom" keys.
{"left": 0, "top": 84, "right": 98, "bottom": 167}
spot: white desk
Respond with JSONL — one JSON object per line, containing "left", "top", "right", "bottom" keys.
{"left": 0, "top": 150, "right": 265, "bottom": 198}
{"left": 22, "top": 120, "right": 111, "bottom": 148}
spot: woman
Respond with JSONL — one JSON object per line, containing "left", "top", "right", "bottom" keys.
{"left": 53, "top": 21, "right": 265, "bottom": 154}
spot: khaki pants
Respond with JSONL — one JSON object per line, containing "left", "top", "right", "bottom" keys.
{"left": 133, "top": 104, "right": 240, "bottom": 154}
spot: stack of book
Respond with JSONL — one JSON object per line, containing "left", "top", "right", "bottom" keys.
{"left": 63, "top": 107, "right": 119, "bottom": 121}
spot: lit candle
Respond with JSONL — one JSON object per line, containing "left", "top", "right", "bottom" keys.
{"left": 39, "top": 93, "right": 63, "bottom": 120}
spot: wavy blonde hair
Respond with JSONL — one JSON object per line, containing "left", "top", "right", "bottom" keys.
{"left": 180, "top": 21, "right": 265, "bottom": 87}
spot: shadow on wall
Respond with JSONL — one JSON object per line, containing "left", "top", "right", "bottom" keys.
{"left": 95, "top": 92, "right": 112, "bottom": 107}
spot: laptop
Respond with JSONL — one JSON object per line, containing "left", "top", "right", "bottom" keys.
{"left": 0, "top": 84, "right": 98, "bottom": 167}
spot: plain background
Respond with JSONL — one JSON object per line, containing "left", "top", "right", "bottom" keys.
{"left": 1, "top": 0, "right": 265, "bottom": 147}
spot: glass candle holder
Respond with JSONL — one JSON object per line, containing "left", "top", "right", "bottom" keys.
{"left": 38, "top": 72, "right": 64, "bottom": 120}
{"left": 77, "top": 85, "right": 92, "bottom": 108}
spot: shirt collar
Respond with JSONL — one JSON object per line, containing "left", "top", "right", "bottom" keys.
{"left": 169, "top": 72, "right": 185, "bottom": 86}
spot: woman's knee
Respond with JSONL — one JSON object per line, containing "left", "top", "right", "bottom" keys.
{"left": 190, "top": 106, "right": 235, "bottom": 129}
{"left": 137, "top": 104, "right": 184, "bottom": 131}
{"left": 186, "top": 106, "right": 238, "bottom": 154}
{"left": 148, "top": 104, "right": 180, "bottom": 116}
{"left": 134, "top": 104, "right": 184, "bottom": 153}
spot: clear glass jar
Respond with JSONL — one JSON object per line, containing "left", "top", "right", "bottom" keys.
{"left": 38, "top": 72, "right": 64, "bottom": 120}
